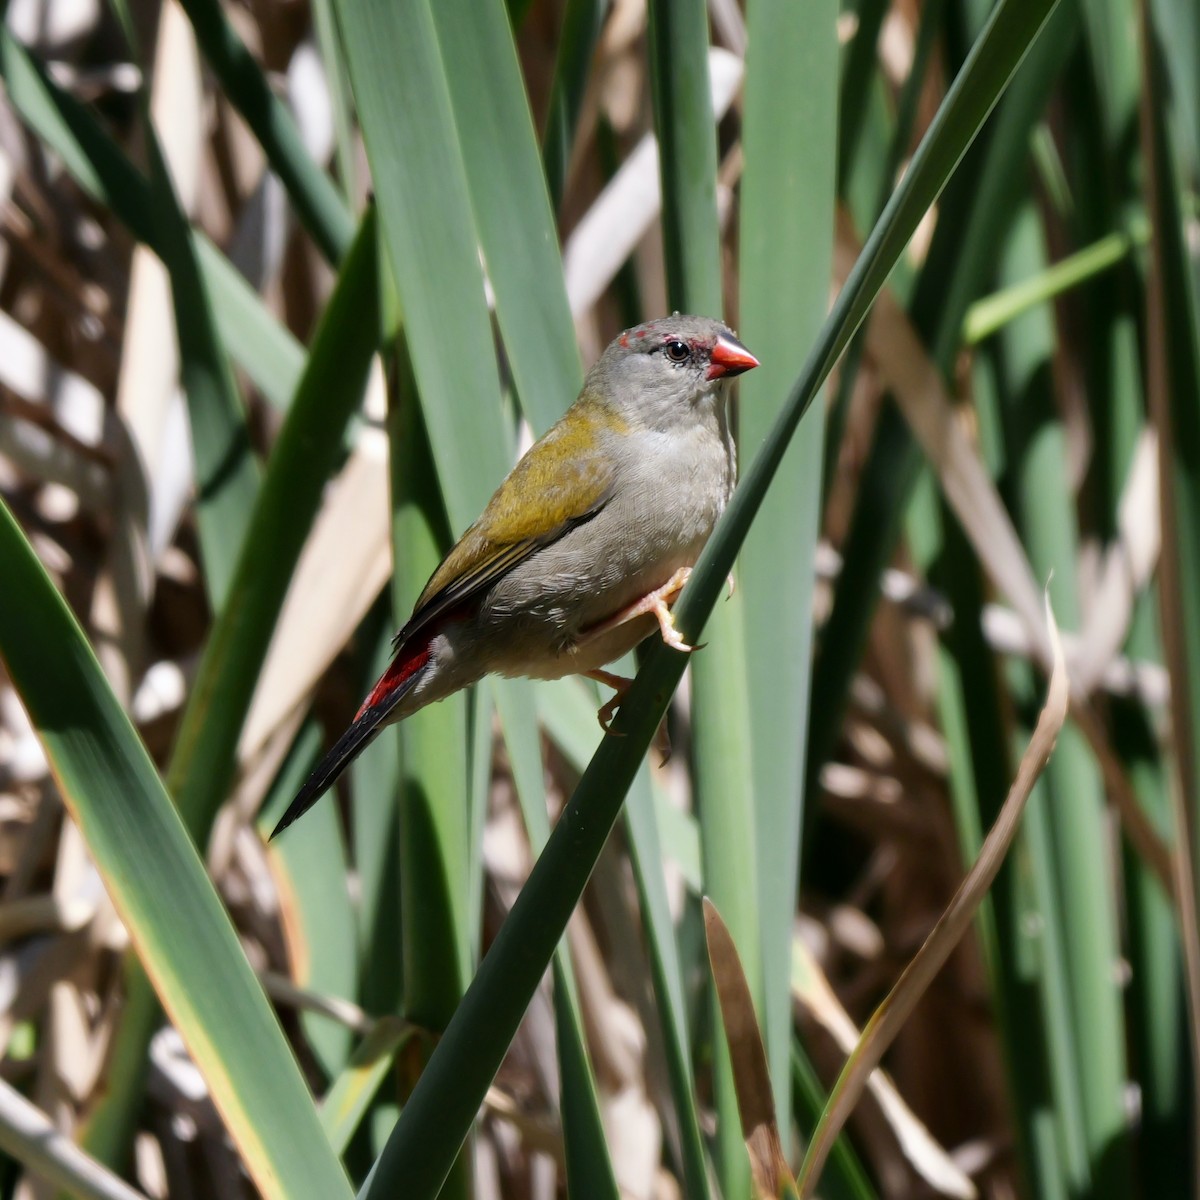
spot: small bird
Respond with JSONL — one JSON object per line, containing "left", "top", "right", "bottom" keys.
{"left": 270, "top": 315, "right": 758, "bottom": 838}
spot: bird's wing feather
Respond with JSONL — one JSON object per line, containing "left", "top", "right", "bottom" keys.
{"left": 393, "top": 398, "right": 622, "bottom": 651}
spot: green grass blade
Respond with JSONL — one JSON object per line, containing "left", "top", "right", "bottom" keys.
{"left": 738, "top": 0, "right": 837, "bottom": 1141}
{"left": 174, "top": 0, "right": 355, "bottom": 261}
{"left": 1119, "top": 596, "right": 1190, "bottom": 1196}
{"left": 387, "top": 375, "right": 472, "bottom": 1016}
{"left": 311, "top": 0, "right": 359, "bottom": 201}
{"left": 493, "top": 678, "right": 620, "bottom": 1197}
{"left": 1142, "top": 15, "right": 1200, "bottom": 1182}
{"left": 646, "top": 0, "right": 722, "bottom": 309}
{"left": 621, "top": 771, "right": 711, "bottom": 1199}
{"left": 351, "top": 604, "right": 406, "bottom": 1019}
{"left": 259, "top": 723, "right": 357, "bottom": 1078}
{"left": 990, "top": 201, "right": 1130, "bottom": 1196}
{"left": 334, "top": 0, "right": 511, "bottom": 530}
{"left": 360, "top": 2, "right": 1063, "bottom": 1194}
{"left": 79, "top": 210, "right": 380, "bottom": 1170}
{"left": 646, "top": 4, "right": 753, "bottom": 1193}
{"left": 431, "top": 0, "right": 582, "bottom": 433}
{"left": 321, "top": 1019, "right": 421, "bottom": 1157}
{"left": 542, "top": 0, "right": 606, "bottom": 213}
{"left": 0, "top": 501, "right": 352, "bottom": 1200}
{"left": 386, "top": 375, "right": 471, "bottom": 1200}
{"left": 963, "top": 219, "right": 1147, "bottom": 345}
{"left": 529, "top": 670, "right": 708, "bottom": 1195}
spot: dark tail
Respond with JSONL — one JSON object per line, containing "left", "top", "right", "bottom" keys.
{"left": 269, "top": 649, "right": 431, "bottom": 840}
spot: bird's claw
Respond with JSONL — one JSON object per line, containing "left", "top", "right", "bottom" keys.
{"left": 598, "top": 695, "right": 626, "bottom": 735}
{"left": 654, "top": 604, "right": 697, "bottom": 654}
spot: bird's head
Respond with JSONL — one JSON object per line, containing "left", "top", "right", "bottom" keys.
{"left": 586, "top": 315, "right": 759, "bottom": 433}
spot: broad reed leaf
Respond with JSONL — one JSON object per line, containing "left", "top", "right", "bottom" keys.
{"left": 0, "top": 501, "right": 353, "bottom": 1200}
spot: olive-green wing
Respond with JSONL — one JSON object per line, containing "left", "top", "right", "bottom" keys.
{"left": 393, "top": 400, "right": 621, "bottom": 650}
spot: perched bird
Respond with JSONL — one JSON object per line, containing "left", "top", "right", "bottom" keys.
{"left": 270, "top": 314, "right": 758, "bottom": 838}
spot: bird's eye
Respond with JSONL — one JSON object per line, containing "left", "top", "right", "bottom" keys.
{"left": 663, "top": 339, "right": 691, "bottom": 363}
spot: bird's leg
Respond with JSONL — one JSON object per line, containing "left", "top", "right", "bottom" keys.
{"left": 585, "top": 668, "right": 673, "bottom": 762}
{"left": 585, "top": 669, "right": 633, "bottom": 733}
{"left": 579, "top": 567, "right": 696, "bottom": 653}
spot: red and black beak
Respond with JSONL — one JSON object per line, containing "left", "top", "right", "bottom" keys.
{"left": 707, "top": 333, "right": 760, "bottom": 380}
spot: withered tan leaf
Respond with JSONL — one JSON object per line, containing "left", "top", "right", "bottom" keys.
{"left": 704, "top": 898, "right": 796, "bottom": 1200}
{"left": 795, "top": 597, "right": 1069, "bottom": 1198}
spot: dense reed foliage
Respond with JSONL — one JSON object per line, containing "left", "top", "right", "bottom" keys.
{"left": 0, "top": 0, "right": 1196, "bottom": 1197}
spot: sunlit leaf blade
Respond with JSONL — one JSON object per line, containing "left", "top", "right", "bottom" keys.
{"left": 321, "top": 1019, "right": 423, "bottom": 1156}
{"left": 78, "top": 209, "right": 380, "bottom": 1172}
{"left": 431, "top": 0, "right": 582, "bottom": 433}
{"left": 388, "top": 372, "right": 472, "bottom": 1019}
{"left": 737, "top": 0, "right": 837, "bottom": 1139}
{"left": 646, "top": 7, "right": 755, "bottom": 1195}
{"left": 334, "top": 0, "right": 511, "bottom": 531}
{"left": 0, "top": 501, "right": 353, "bottom": 1200}
{"left": 260, "top": 723, "right": 357, "bottom": 1077}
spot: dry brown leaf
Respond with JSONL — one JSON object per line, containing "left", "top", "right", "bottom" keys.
{"left": 796, "top": 597, "right": 1069, "bottom": 1198}
{"left": 703, "top": 898, "right": 794, "bottom": 1200}
{"left": 792, "top": 938, "right": 976, "bottom": 1199}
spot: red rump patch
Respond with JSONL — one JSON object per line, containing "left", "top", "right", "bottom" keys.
{"left": 356, "top": 645, "right": 431, "bottom": 719}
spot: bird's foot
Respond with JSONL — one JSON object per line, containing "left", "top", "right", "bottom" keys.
{"left": 581, "top": 567, "right": 697, "bottom": 653}
{"left": 586, "top": 669, "right": 633, "bottom": 734}
{"left": 585, "top": 668, "right": 672, "bottom": 761}
{"left": 646, "top": 567, "right": 698, "bottom": 652}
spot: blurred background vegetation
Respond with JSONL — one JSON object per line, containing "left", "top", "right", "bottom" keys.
{"left": 0, "top": 0, "right": 1196, "bottom": 1196}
